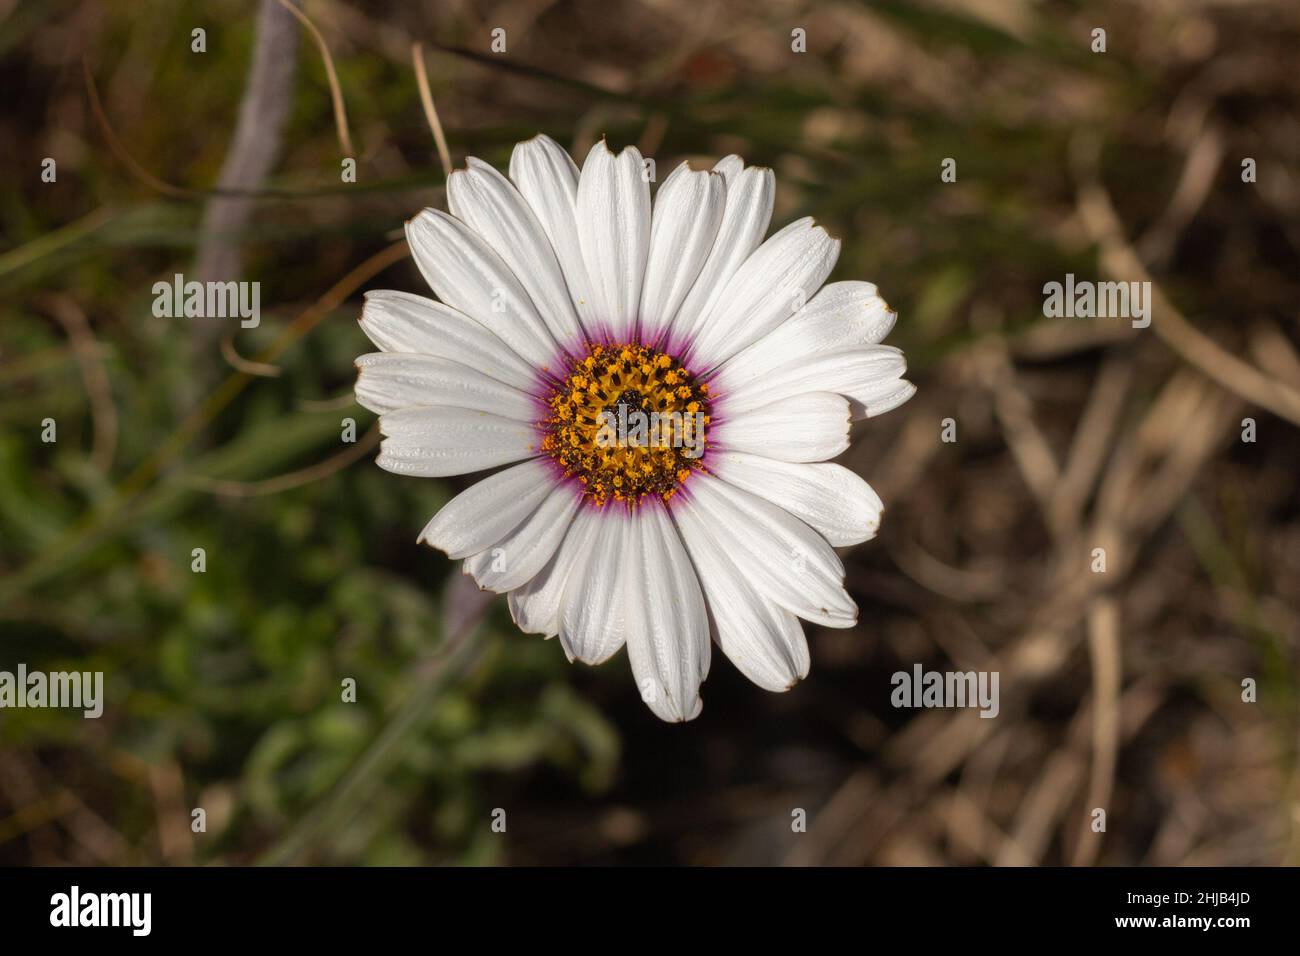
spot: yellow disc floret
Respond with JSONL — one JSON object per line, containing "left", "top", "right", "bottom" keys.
{"left": 541, "top": 342, "right": 711, "bottom": 507}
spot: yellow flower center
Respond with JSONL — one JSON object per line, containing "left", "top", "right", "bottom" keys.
{"left": 541, "top": 343, "right": 711, "bottom": 507}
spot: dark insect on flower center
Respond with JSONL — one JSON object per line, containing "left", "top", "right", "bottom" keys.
{"left": 540, "top": 343, "right": 711, "bottom": 507}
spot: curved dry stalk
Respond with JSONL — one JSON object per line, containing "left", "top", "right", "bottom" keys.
{"left": 38, "top": 293, "right": 118, "bottom": 474}
{"left": 277, "top": 0, "right": 354, "bottom": 157}
{"left": 1071, "top": 132, "right": 1300, "bottom": 429}
{"left": 180, "top": 424, "right": 378, "bottom": 497}
{"left": 82, "top": 61, "right": 329, "bottom": 201}
{"left": 972, "top": 339, "right": 1060, "bottom": 516}
{"left": 1072, "top": 596, "right": 1121, "bottom": 866}
{"left": 296, "top": 391, "right": 358, "bottom": 412}
{"left": 411, "top": 42, "right": 453, "bottom": 180}
{"left": 220, "top": 330, "right": 282, "bottom": 378}
{"left": 1135, "top": 122, "right": 1225, "bottom": 269}
{"left": 1047, "top": 356, "right": 1134, "bottom": 539}
{"left": 83, "top": 59, "right": 194, "bottom": 199}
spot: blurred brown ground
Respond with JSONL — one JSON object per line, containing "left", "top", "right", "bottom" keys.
{"left": 0, "top": 0, "right": 1297, "bottom": 865}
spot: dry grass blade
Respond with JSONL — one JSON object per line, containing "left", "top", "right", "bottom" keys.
{"left": 411, "top": 42, "right": 454, "bottom": 180}
{"left": 1072, "top": 597, "right": 1121, "bottom": 866}
{"left": 277, "top": 0, "right": 354, "bottom": 157}
{"left": 180, "top": 424, "right": 379, "bottom": 497}
{"left": 220, "top": 330, "right": 282, "bottom": 377}
{"left": 37, "top": 293, "right": 118, "bottom": 473}
{"left": 1072, "top": 132, "right": 1300, "bottom": 428}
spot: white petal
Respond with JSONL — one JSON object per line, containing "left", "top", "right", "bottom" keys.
{"left": 509, "top": 505, "right": 600, "bottom": 637}
{"left": 847, "top": 376, "right": 917, "bottom": 420}
{"left": 719, "top": 346, "right": 908, "bottom": 418}
{"left": 666, "top": 162, "right": 774, "bottom": 352}
{"left": 672, "top": 496, "right": 810, "bottom": 691}
{"left": 713, "top": 391, "right": 850, "bottom": 463}
{"left": 714, "top": 281, "right": 897, "bottom": 387}
{"left": 508, "top": 579, "right": 557, "bottom": 637}
{"left": 686, "top": 217, "right": 839, "bottom": 371}
{"left": 712, "top": 154, "right": 745, "bottom": 183}
{"left": 417, "top": 458, "right": 554, "bottom": 559}
{"left": 558, "top": 507, "right": 629, "bottom": 664}
{"left": 576, "top": 140, "right": 650, "bottom": 341}
{"left": 376, "top": 406, "right": 536, "bottom": 477}
{"left": 638, "top": 163, "right": 726, "bottom": 344}
{"left": 709, "top": 451, "right": 883, "bottom": 547}
{"left": 463, "top": 482, "right": 582, "bottom": 592}
{"left": 624, "top": 503, "right": 709, "bottom": 722}
{"left": 358, "top": 290, "right": 538, "bottom": 393}
{"left": 509, "top": 134, "right": 600, "bottom": 330}
{"left": 448, "top": 157, "right": 586, "bottom": 349}
{"left": 354, "top": 353, "right": 538, "bottom": 419}
{"left": 681, "top": 473, "right": 856, "bottom": 627}
{"left": 405, "top": 208, "right": 560, "bottom": 371}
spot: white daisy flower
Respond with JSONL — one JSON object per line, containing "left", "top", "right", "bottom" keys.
{"left": 355, "top": 133, "right": 914, "bottom": 722}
